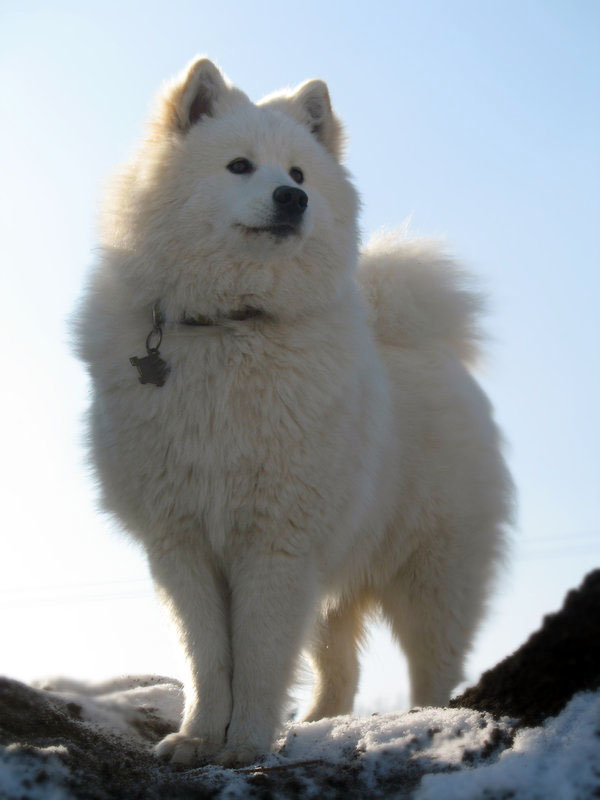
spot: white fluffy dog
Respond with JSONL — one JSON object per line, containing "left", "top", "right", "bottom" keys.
{"left": 75, "top": 57, "right": 513, "bottom": 767}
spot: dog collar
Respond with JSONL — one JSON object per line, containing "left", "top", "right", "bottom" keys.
{"left": 179, "top": 306, "right": 264, "bottom": 325}
{"left": 129, "top": 303, "right": 264, "bottom": 387}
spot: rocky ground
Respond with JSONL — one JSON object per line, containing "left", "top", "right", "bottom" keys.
{"left": 451, "top": 568, "right": 600, "bottom": 726}
{"left": 1, "top": 570, "right": 599, "bottom": 799}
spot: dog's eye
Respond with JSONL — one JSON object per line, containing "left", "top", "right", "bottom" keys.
{"left": 227, "top": 158, "right": 254, "bottom": 175}
{"left": 289, "top": 167, "right": 304, "bottom": 185}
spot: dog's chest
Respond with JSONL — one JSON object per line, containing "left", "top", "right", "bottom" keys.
{"left": 106, "top": 328, "right": 339, "bottom": 541}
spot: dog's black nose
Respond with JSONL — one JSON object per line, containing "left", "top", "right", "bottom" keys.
{"left": 272, "top": 185, "right": 308, "bottom": 217}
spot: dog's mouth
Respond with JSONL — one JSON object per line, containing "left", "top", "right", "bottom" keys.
{"left": 235, "top": 223, "right": 299, "bottom": 239}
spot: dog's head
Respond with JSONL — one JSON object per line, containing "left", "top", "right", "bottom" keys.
{"left": 103, "top": 58, "right": 359, "bottom": 321}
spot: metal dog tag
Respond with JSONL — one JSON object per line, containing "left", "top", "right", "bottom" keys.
{"left": 130, "top": 306, "right": 170, "bottom": 387}
{"left": 130, "top": 351, "right": 170, "bottom": 387}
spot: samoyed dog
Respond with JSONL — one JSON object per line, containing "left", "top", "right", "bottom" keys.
{"left": 75, "top": 57, "right": 512, "bottom": 767}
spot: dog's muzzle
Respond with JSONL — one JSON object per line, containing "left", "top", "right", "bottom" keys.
{"left": 237, "top": 186, "right": 309, "bottom": 238}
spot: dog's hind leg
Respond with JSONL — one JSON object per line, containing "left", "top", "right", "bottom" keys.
{"left": 302, "top": 596, "right": 367, "bottom": 721}
{"left": 379, "top": 542, "right": 491, "bottom": 708}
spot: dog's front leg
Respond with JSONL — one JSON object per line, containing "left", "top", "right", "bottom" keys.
{"left": 150, "top": 542, "right": 232, "bottom": 765}
{"left": 215, "top": 546, "right": 318, "bottom": 767}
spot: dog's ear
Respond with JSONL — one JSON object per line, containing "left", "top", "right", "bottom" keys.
{"left": 260, "top": 79, "right": 345, "bottom": 160}
{"left": 155, "top": 57, "right": 245, "bottom": 133}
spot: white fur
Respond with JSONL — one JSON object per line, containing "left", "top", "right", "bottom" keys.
{"left": 74, "top": 57, "right": 513, "bottom": 767}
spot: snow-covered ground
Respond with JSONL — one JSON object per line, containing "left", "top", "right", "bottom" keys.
{"left": 1, "top": 675, "right": 598, "bottom": 799}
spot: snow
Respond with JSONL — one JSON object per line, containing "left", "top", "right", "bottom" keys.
{"left": 0, "top": 745, "right": 72, "bottom": 800}
{"left": 1, "top": 676, "right": 599, "bottom": 799}
{"left": 32, "top": 674, "right": 184, "bottom": 741}
{"left": 416, "top": 692, "right": 600, "bottom": 800}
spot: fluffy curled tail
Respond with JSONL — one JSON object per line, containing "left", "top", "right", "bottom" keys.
{"left": 357, "top": 231, "right": 485, "bottom": 366}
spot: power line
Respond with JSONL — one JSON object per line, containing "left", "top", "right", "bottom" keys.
{"left": 2, "top": 534, "right": 598, "bottom": 607}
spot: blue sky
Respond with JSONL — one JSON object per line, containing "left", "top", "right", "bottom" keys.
{"left": 1, "top": 1, "right": 598, "bottom": 712}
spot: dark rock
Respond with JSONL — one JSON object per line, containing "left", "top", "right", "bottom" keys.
{"left": 451, "top": 569, "right": 600, "bottom": 726}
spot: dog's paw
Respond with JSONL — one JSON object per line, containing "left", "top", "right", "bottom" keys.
{"left": 214, "top": 744, "right": 263, "bottom": 768}
{"left": 154, "top": 732, "right": 222, "bottom": 765}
